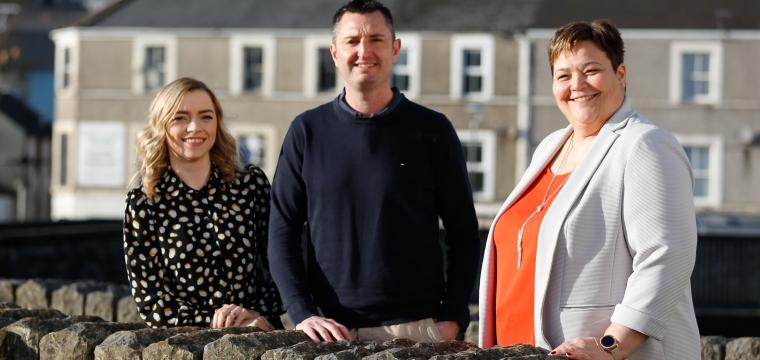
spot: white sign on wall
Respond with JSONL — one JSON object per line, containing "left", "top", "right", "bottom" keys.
{"left": 77, "top": 121, "right": 125, "bottom": 187}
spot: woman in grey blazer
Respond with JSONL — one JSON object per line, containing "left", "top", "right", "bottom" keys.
{"left": 477, "top": 21, "right": 699, "bottom": 359}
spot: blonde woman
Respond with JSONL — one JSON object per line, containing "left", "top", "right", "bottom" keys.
{"left": 123, "top": 77, "right": 283, "bottom": 329}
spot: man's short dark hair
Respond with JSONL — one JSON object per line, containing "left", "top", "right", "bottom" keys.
{"left": 332, "top": 0, "right": 395, "bottom": 39}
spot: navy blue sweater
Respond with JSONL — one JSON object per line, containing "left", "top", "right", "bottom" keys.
{"left": 268, "top": 91, "right": 480, "bottom": 331}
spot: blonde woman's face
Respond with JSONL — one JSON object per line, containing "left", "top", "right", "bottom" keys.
{"left": 165, "top": 90, "right": 218, "bottom": 166}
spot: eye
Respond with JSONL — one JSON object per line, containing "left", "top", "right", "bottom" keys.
{"left": 585, "top": 68, "right": 600, "bottom": 75}
{"left": 555, "top": 74, "right": 569, "bottom": 81}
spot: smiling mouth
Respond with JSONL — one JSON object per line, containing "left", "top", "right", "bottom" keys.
{"left": 571, "top": 94, "right": 598, "bottom": 102}
{"left": 354, "top": 62, "right": 377, "bottom": 68}
{"left": 184, "top": 138, "right": 206, "bottom": 144}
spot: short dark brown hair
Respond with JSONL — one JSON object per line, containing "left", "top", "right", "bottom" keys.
{"left": 332, "top": 0, "right": 395, "bottom": 39}
{"left": 548, "top": 20, "right": 624, "bottom": 74}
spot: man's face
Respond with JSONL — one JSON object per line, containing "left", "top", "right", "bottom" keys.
{"left": 330, "top": 11, "right": 400, "bottom": 91}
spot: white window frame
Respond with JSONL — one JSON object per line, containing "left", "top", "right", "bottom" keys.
{"left": 229, "top": 34, "right": 275, "bottom": 96}
{"left": 669, "top": 41, "right": 723, "bottom": 105}
{"left": 456, "top": 129, "right": 496, "bottom": 201}
{"left": 393, "top": 32, "right": 421, "bottom": 99}
{"left": 675, "top": 134, "right": 724, "bottom": 208}
{"left": 304, "top": 35, "right": 338, "bottom": 98}
{"left": 450, "top": 34, "right": 494, "bottom": 101}
{"left": 132, "top": 35, "right": 177, "bottom": 94}
{"left": 227, "top": 123, "right": 278, "bottom": 178}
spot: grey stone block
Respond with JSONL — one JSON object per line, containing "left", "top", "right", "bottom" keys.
{"left": 0, "top": 280, "right": 22, "bottom": 304}
{"left": 261, "top": 340, "right": 359, "bottom": 360}
{"left": 38, "top": 321, "right": 147, "bottom": 360}
{"left": 702, "top": 336, "right": 728, "bottom": 360}
{"left": 15, "top": 279, "right": 68, "bottom": 310}
{"left": 203, "top": 330, "right": 311, "bottom": 360}
{"left": 51, "top": 281, "right": 109, "bottom": 317}
{"left": 0, "top": 308, "right": 66, "bottom": 359}
{"left": 312, "top": 338, "right": 417, "bottom": 360}
{"left": 726, "top": 337, "right": 760, "bottom": 360}
{"left": 2, "top": 315, "right": 103, "bottom": 360}
{"left": 428, "top": 344, "right": 544, "bottom": 360}
{"left": 85, "top": 285, "right": 129, "bottom": 322}
{"left": 142, "top": 327, "right": 260, "bottom": 360}
{"left": 363, "top": 340, "right": 477, "bottom": 360}
{"left": 94, "top": 326, "right": 199, "bottom": 360}
{"left": 116, "top": 296, "right": 143, "bottom": 324}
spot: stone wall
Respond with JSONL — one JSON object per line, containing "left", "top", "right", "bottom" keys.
{"left": 1, "top": 278, "right": 759, "bottom": 360}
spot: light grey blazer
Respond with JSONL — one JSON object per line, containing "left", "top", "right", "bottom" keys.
{"left": 478, "top": 99, "right": 700, "bottom": 359}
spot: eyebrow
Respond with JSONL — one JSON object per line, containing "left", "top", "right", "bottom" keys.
{"left": 554, "top": 60, "right": 604, "bottom": 73}
{"left": 175, "top": 109, "right": 215, "bottom": 115}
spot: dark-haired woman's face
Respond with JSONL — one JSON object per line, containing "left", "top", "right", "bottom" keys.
{"left": 165, "top": 90, "right": 218, "bottom": 166}
{"left": 551, "top": 40, "right": 626, "bottom": 132}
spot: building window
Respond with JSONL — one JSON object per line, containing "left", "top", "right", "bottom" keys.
{"left": 238, "top": 134, "right": 266, "bottom": 168}
{"left": 392, "top": 33, "right": 420, "bottom": 98}
{"left": 230, "top": 35, "right": 275, "bottom": 96}
{"left": 676, "top": 135, "right": 723, "bottom": 207}
{"left": 243, "top": 47, "right": 263, "bottom": 91}
{"left": 670, "top": 42, "right": 723, "bottom": 104}
{"left": 392, "top": 49, "right": 410, "bottom": 91}
{"left": 457, "top": 130, "right": 496, "bottom": 201}
{"left": 451, "top": 35, "right": 494, "bottom": 101}
{"left": 133, "top": 36, "right": 176, "bottom": 94}
{"left": 59, "top": 133, "right": 68, "bottom": 186}
{"left": 317, "top": 47, "right": 336, "bottom": 92}
{"left": 304, "top": 36, "right": 337, "bottom": 97}
{"left": 144, "top": 46, "right": 165, "bottom": 91}
{"left": 462, "top": 49, "right": 482, "bottom": 95}
{"left": 62, "top": 48, "right": 71, "bottom": 89}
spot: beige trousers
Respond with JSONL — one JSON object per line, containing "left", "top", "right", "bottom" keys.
{"left": 352, "top": 318, "right": 442, "bottom": 343}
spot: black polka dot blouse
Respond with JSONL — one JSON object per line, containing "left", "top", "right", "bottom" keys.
{"left": 123, "top": 164, "right": 283, "bottom": 328}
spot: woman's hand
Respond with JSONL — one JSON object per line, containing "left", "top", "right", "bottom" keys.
{"left": 550, "top": 337, "right": 613, "bottom": 360}
{"left": 211, "top": 304, "right": 275, "bottom": 331}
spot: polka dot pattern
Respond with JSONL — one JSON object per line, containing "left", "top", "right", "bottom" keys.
{"left": 123, "top": 165, "right": 283, "bottom": 328}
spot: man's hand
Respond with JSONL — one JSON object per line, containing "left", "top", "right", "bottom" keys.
{"left": 211, "top": 304, "right": 274, "bottom": 330}
{"left": 435, "top": 320, "right": 460, "bottom": 341}
{"left": 295, "top": 316, "right": 353, "bottom": 342}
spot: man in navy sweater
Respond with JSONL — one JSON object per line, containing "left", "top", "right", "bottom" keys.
{"left": 268, "top": 0, "right": 480, "bottom": 343}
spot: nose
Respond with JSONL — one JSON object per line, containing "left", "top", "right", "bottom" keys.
{"left": 357, "top": 38, "right": 369, "bottom": 57}
{"left": 570, "top": 73, "right": 586, "bottom": 90}
{"left": 186, "top": 116, "right": 200, "bottom": 132}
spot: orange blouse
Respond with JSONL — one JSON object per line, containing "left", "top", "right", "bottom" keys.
{"left": 493, "top": 166, "right": 571, "bottom": 346}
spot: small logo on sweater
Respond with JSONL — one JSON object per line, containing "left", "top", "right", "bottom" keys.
{"left": 400, "top": 162, "right": 406, "bottom": 167}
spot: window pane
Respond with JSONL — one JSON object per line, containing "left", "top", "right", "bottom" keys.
{"left": 60, "top": 134, "right": 68, "bottom": 185}
{"left": 462, "top": 142, "right": 482, "bottom": 162}
{"left": 464, "top": 50, "right": 481, "bottom": 66}
{"left": 244, "top": 47, "right": 263, "bottom": 91}
{"left": 317, "top": 48, "right": 336, "bottom": 92}
{"left": 694, "top": 178, "right": 709, "bottom": 197}
{"left": 62, "top": 48, "right": 70, "bottom": 88}
{"left": 396, "top": 50, "right": 408, "bottom": 65}
{"left": 238, "top": 134, "right": 266, "bottom": 167}
{"left": 392, "top": 74, "right": 409, "bottom": 91}
{"left": 464, "top": 75, "right": 482, "bottom": 94}
{"left": 468, "top": 171, "right": 484, "bottom": 192}
{"left": 144, "top": 46, "right": 165, "bottom": 91}
{"left": 681, "top": 53, "right": 711, "bottom": 101}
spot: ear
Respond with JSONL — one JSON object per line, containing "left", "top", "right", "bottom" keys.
{"left": 616, "top": 63, "right": 627, "bottom": 87}
{"left": 329, "top": 41, "right": 338, "bottom": 64}
{"left": 391, "top": 38, "right": 401, "bottom": 64}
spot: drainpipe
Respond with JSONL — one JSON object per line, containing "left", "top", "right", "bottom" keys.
{"left": 515, "top": 34, "right": 533, "bottom": 181}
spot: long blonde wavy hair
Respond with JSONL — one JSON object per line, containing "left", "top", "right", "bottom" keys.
{"left": 135, "top": 77, "right": 239, "bottom": 199}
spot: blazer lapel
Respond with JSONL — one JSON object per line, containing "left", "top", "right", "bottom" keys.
{"left": 532, "top": 99, "right": 635, "bottom": 348}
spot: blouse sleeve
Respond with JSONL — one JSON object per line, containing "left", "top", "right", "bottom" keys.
{"left": 245, "top": 165, "right": 285, "bottom": 320}
{"left": 123, "top": 190, "right": 214, "bottom": 327}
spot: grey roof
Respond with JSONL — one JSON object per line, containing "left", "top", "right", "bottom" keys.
{"left": 76, "top": 0, "right": 541, "bottom": 33}
{"left": 78, "top": 0, "right": 760, "bottom": 32}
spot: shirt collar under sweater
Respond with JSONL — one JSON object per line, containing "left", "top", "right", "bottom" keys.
{"left": 337, "top": 87, "right": 403, "bottom": 119}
